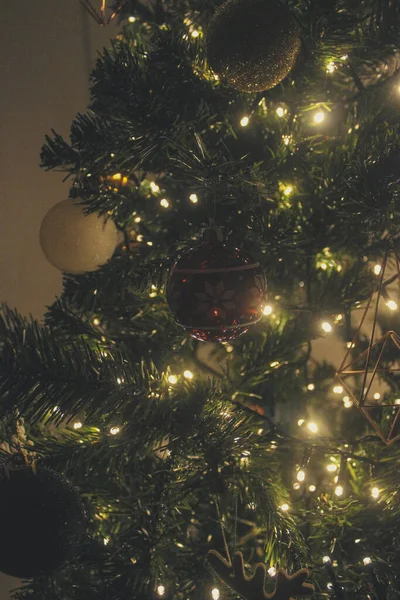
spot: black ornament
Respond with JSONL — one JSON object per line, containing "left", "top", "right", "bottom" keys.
{"left": 206, "top": 0, "right": 301, "bottom": 93}
{"left": 166, "top": 230, "right": 267, "bottom": 342}
{"left": 0, "top": 465, "right": 86, "bottom": 578}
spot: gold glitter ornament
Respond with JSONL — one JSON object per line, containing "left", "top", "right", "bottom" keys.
{"left": 40, "top": 199, "right": 118, "bottom": 274}
{"left": 206, "top": 0, "right": 301, "bottom": 93}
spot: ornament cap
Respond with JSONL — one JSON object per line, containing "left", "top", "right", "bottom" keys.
{"left": 202, "top": 227, "right": 224, "bottom": 243}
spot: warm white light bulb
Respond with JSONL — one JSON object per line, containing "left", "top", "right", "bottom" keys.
{"left": 363, "top": 557, "right": 372, "bottom": 566}
{"left": 297, "top": 470, "right": 306, "bottom": 482}
{"left": 268, "top": 567, "right": 276, "bottom": 577}
{"left": 373, "top": 392, "right": 381, "bottom": 400}
{"left": 309, "top": 484, "right": 316, "bottom": 492}
{"left": 313, "top": 110, "right": 325, "bottom": 124}
{"left": 211, "top": 589, "right": 220, "bottom": 600}
{"left": 280, "top": 503, "right": 289, "bottom": 512}
{"left": 326, "top": 61, "right": 336, "bottom": 73}
{"left": 333, "top": 385, "right": 343, "bottom": 394}
{"left": 307, "top": 383, "right": 315, "bottom": 391}
{"left": 168, "top": 375, "right": 178, "bottom": 384}
{"left": 335, "top": 485, "right": 344, "bottom": 497}
{"left": 110, "top": 426, "right": 120, "bottom": 436}
{"left": 93, "top": 317, "right": 101, "bottom": 326}
{"left": 263, "top": 305, "right": 273, "bottom": 316}
{"left": 321, "top": 322, "right": 332, "bottom": 333}
{"left": 374, "top": 264, "right": 382, "bottom": 275}
{"left": 298, "top": 419, "right": 305, "bottom": 426}
{"left": 191, "top": 29, "right": 200, "bottom": 38}
{"left": 73, "top": 422, "right": 83, "bottom": 430}
{"left": 128, "top": 15, "right": 136, "bottom": 22}
{"left": 327, "top": 464, "right": 337, "bottom": 472}
{"left": 240, "top": 116, "right": 250, "bottom": 127}
{"left": 160, "top": 198, "right": 170, "bottom": 208}
{"left": 387, "top": 300, "right": 398, "bottom": 311}
{"left": 157, "top": 585, "right": 166, "bottom": 597}
{"left": 371, "top": 487, "right": 380, "bottom": 499}
{"left": 183, "top": 370, "right": 193, "bottom": 380}
{"left": 276, "top": 106, "right": 285, "bottom": 117}
{"left": 343, "top": 396, "right": 353, "bottom": 408}
{"left": 189, "top": 193, "right": 198, "bottom": 203}
{"left": 307, "top": 422, "right": 318, "bottom": 434}
{"left": 323, "top": 556, "right": 331, "bottom": 564}
{"left": 283, "top": 185, "right": 293, "bottom": 196}
{"left": 150, "top": 182, "right": 160, "bottom": 193}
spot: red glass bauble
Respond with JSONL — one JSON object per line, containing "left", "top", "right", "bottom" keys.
{"left": 166, "top": 237, "right": 267, "bottom": 342}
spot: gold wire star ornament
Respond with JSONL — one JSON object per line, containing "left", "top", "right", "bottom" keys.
{"left": 79, "top": 0, "right": 126, "bottom": 25}
{"left": 336, "top": 244, "right": 400, "bottom": 445}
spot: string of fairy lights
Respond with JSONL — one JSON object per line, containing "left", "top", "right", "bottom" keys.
{"left": 63, "top": 11, "right": 400, "bottom": 598}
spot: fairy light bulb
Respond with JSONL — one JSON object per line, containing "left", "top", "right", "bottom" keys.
{"left": 363, "top": 557, "right": 372, "bottom": 566}
{"left": 371, "top": 487, "right": 380, "bottom": 499}
{"left": 307, "top": 422, "right": 318, "bottom": 434}
{"left": 323, "top": 556, "right": 331, "bottom": 564}
{"left": 326, "top": 61, "right": 336, "bottom": 73}
{"left": 343, "top": 396, "right": 353, "bottom": 408}
{"left": 157, "top": 585, "right": 166, "bottom": 596}
{"left": 298, "top": 419, "right": 305, "bottom": 426}
{"left": 73, "top": 422, "right": 83, "bottom": 430}
{"left": 240, "top": 116, "right": 250, "bottom": 127}
{"left": 93, "top": 317, "right": 101, "bottom": 326}
{"left": 150, "top": 182, "right": 160, "bottom": 193}
{"left": 373, "top": 392, "right": 381, "bottom": 400}
{"left": 168, "top": 375, "right": 178, "bottom": 385}
{"left": 374, "top": 264, "right": 382, "bottom": 275}
{"left": 189, "top": 193, "right": 198, "bottom": 203}
{"left": 387, "top": 300, "right": 398, "bottom": 311}
{"left": 307, "top": 383, "right": 315, "bottom": 391}
{"left": 183, "top": 370, "right": 193, "bottom": 380}
{"left": 263, "top": 305, "right": 273, "bottom": 316}
{"left": 160, "top": 198, "right": 170, "bottom": 208}
{"left": 313, "top": 110, "right": 325, "bottom": 124}
{"left": 327, "top": 464, "right": 337, "bottom": 472}
{"left": 333, "top": 385, "right": 343, "bottom": 394}
{"left": 280, "top": 503, "right": 289, "bottom": 512}
{"left": 110, "top": 426, "right": 120, "bottom": 435}
{"left": 321, "top": 322, "right": 332, "bottom": 333}
{"left": 191, "top": 29, "right": 200, "bottom": 38}
{"left": 283, "top": 185, "right": 293, "bottom": 196}
{"left": 276, "top": 106, "right": 285, "bottom": 117}
{"left": 297, "top": 470, "right": 306, "bottom": 482}
{"left": 335, "top": 485, "right": 344, "bottom": 497}
{"left": 309, "top": 485, "right": 316, "bottom": 492}
{"left": 211, "top": 588, "right": 220, "bottom": 600}
{"left": 268, "top": 567, "right": 276, "bottom": 577}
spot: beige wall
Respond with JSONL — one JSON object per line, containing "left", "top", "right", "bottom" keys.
{"left": 0, "top": 0, "right": 118, "bottom": 320}
{"left": 0, "top": 1, "right": 118, "bottom": 595}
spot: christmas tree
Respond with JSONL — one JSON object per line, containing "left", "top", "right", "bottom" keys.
{"left": 2, "top": 0, "right": 400, "bottom": 597}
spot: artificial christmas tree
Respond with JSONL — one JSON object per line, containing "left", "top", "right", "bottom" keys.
{"left": 2, "top": 0, "right": 400, "bottom": 598}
